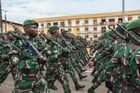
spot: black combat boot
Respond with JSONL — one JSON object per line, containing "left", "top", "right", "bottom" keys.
{"left": 74, "top": 81, "right": 85, "bottom": 90}
{"left": 81, "top": 69, "right": 87, "bottom": 73}
{"left": 78, "top": 65, "right": 87, "bottom": 73}
{"left": 88, "top": 87, "right": 95, "bottom": 93}
{"left": 78, "top": 73, "right": 87, "bottom": 80}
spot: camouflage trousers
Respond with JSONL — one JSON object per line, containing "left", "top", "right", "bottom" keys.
{"left": 0, "top": 61, "right": 10, "bottom": 84}
{"left": 64, "top": 59, "right": 78, "bottom": 83}
{"left": 15, "top": 72, "right": 50, "bottom": 93}
{"left": 70, "top": 57, "right": 81, "bottom": 74}
{"left": 45, "top": 67, "right": 71, "bottom": 93}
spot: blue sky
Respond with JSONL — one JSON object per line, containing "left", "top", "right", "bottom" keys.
{"left": 1, "top": 0, "right": 140, "bottom": 24}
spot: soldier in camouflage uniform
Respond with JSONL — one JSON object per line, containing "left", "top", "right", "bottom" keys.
{"left": 59, "top": 30, "right": 86, "bottom": 90}
{"left": 88, "top": 31, "right": 118, "bottom": 93}
{"left": 45, "top": 26, "right": 71, "bottom": 93}
{"left": 105, "top": 23, "right": 129, "bottom": 93}
{"left": 119, "top": 19, "right": 140, "bottom": 93}
{"left": 61, "top": 30, "right": 87, "bottom": 78}
{"left": 8, "top": 20, "right": 50, "bottom": 93}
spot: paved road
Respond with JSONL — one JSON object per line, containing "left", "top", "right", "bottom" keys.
{"left": 0, "top": 65, "right": 108, "bottom": 93}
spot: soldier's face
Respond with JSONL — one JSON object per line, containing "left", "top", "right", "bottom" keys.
{"left": 54, "top": 30, "right": 59, "bottom": 37}
{"left": 7, "top": 34, "right": 16, "bottom": 41}
{"left": 27, "top": 25, "right": 38, "bottom": 37}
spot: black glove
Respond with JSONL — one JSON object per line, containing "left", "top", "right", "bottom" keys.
{"left": 88, "top": 87, "right": 95, "bottom": 93}
{"left": 105, "top": 81, "right": 113, "bottom": 91}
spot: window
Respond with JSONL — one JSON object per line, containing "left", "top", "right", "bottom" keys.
{"left": 77, "top": 28, "right": 79, "bottom": 31}
{"left": 109, "top": 19, "right": 115, "bottom": 22}
{"left": 94, "top": 27, "right": 97, "bottom": 31}
{"left": 118, "top": 18, "right": 122, "bottom": 24}
{"left": 68, "top": 20, "right": 71, "bottom": 26}
{"left": 101, "top": 27, "right": 106, "bottom": 33}
{"left": 85, "top": 20, "right": 88, "bottom": 24}
{"left": 101, "top": 19, "right": 106, "bottom": 25}
{"left": 53, "top": 22, "right": 58, "bottom": 26}
{"left": 85, "top": 28, "right": 88, "bottom": 31}
{"left": 90, "top": 37, "right": 93, "bottom": 40}
{"left": 109, "top": 19, "right": 115, "bottom": 24}
{"left": 128, "top": 16, "right": 132, "bottom": 21}
{"left": 61, "top": 22, "right": 65, "bottom": 27}
{"left": 68, "top": 29, "right": 71, "bottom": 32}
{"left": 94, "top": 20, "right": 97, "bottom": 24}
{"left": 139, "top": 15, "right": 140, "bottom": 19}
{"left": 76, "top": 20, "right": 79, "bottom": 24}
{"left": 94, "top": 35, "right": 97, "bottom": 38}
{"left": 41, "top": 23, "right": 44, "bottom": 27}
{"left": 47, "top": 23, "right": 51, "bottom": 27}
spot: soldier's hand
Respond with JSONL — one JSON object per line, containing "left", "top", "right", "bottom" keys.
{"left": 64, "top": 48, "right": 70, "bottom": 53}
{"left": 88, "top": 61, "right": 94, "bottom": 68}
{"left": 39, "top": 56, "right": 48, "bottom": 62}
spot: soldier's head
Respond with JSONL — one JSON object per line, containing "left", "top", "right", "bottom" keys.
{"left": 107, "top": 31, "right": 117, "bottom": 40}
{"left": 48, "top": 26, "right": 59, "bottom": 38}
{"left": 70, "top": 33, "right": 76, "bottom": 40}
{"left": 38, "top": 33, "right": 45, "bottom": 40}
{"left": 23, "top": 19, "right": 39, "bottom": 37}
{"left": 61, "top": 30, "right": 71, "bottom": 39}
{"left": 5, "top": 31, "right": 16, "bottom": 41}
{"left": 127, "top": 19, "right": 140, "bottom": 37}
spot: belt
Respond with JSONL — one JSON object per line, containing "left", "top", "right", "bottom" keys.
{"left": 20, "top": 69, "right": 39, "bottom": 74}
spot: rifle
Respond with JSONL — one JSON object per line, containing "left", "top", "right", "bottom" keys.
{"left": 41, "top": 33, "right": 66, "bottom": 51}
{"left": 108, "top": 25, "right": 126, "bottom": 40}
{"left": 116, "top": 23, "right": 140, "bottom": 45}
{"left": 59, "top": 34, "right": 76, "bottom": 51}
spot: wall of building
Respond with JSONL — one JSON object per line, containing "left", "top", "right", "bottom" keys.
{"left": 2, "top": 20, "right": 23, "bottom": 33}
{"left": 34, "top": 10, "right": 140, "bottom": 41}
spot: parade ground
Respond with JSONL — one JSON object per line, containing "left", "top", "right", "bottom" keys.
{"left": 0, "top": 65, "right": 108, "bottom": 93}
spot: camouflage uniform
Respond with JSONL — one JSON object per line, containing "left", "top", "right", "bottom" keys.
{"left": 8, "top": 20, "right": 50, "bottom": 93}
{"left": 45, "top": 27, "right": 71, "bottom": 93}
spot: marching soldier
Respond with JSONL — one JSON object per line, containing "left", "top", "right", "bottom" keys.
{"left": 59, "top": 30, "right": 86, "bottom": 90}
{"left": 45, "top": 26, "right": 71, "bottom": 93}
{"left": 8, "top": 20, "right": 50, "bottom": 93}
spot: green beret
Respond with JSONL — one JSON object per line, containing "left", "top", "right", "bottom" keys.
{"left": 71, "top": 33, "right": 76, "bottom": 37}
{"left": 23, "top": 19, "right": 38, "bottom": 27}
{"left": 115, "top": 22, "right": 128, "bottom": 31}
{"left": 106, "top": 31, "right": 114, "bottom": 34}
{"left": 48, "top": 26, "right": 59, "bottom": 32}
{"left": 61, "top": 30, "right": 68, "bottom": 34}
{"left": 127, "top": 19, "right": 140, "bottom": 30}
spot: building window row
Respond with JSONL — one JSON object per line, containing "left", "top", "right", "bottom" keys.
{"left": 40, "top": 17, "right": 129, "bottom": 28}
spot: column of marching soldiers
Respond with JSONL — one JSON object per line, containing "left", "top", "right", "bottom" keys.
{"left": 1, "top": 18, "right": 140, "bottom": 93}
{"left": 88, "top": 19, "right": 140, "bottom": 93}
{"left": 0, "top": 19, "right": 90, "bottom": 93}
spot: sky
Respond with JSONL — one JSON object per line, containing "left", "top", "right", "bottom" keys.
{"left": 1, "top": 0, "right": 140, "bottom": 24}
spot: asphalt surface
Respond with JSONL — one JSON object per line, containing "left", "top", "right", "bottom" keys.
{"left": 0, "top": 65, "right": 108, "bottom": 93}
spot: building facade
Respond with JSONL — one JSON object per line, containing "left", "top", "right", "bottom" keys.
{"left": 2, "top": 20, "right": 23, "bottom": 33}
{"left": 34, "top": 10, "right": 140, "bottom": 41}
